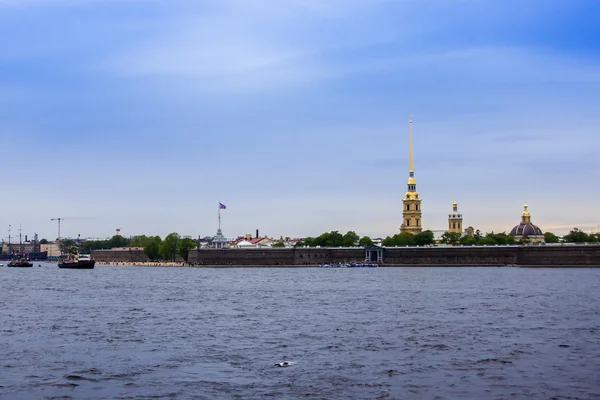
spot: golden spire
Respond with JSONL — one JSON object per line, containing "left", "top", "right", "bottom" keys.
{"left": 407, "top": 115, "right": 416, "bottom": 186}
{"left": 409, "top": 115, "right": 414, "bottom": 173}
{"left": 521, "top": 203, "right": 531, "bottom": 224}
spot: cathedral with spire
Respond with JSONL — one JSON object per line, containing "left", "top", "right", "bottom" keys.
{"left": 400, "top": 116, "right": 422, "bottom": 234}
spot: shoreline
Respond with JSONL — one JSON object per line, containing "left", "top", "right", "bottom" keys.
{"left": 95, "top": 262, "right": 600, "bottom": 268}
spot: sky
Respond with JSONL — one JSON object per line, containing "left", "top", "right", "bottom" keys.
{"left": 1, "top": 0, "right": 599, "bottom": 241}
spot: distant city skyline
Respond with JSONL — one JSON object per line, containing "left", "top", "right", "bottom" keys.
{"left": 1, "top": 0, "right": 599, "bottom": 240}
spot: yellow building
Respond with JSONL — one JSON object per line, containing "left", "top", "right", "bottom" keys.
{"left": 400, "top": 116, "right": 422, "bottom": 234}
{"left": 448, "top": 201, "right": 463, "bottom": 234}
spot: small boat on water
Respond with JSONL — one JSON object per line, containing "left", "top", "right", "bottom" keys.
{"left": 7, "top": 256, "right": 33, "bottom": 268}
{"left": 58, "top": 254, "right": 95, "bottom": 269}
{"left": 320, "top": 262, "right": 378, "bottom": 268}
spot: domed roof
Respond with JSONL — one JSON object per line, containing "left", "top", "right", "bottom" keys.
{"left": 510, "top": 223, "right": 543, "bottom": 237}
{"left": 510, "top": 203, "right": 543, "bottom": 237}
{"left": 448, "top": 201, "right": 461, "bottom": 218}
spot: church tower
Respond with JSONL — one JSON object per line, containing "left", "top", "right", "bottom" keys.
{"left": 400, "top": 116, "right": 422, "bottom": 234}
{"left": 448, "top": 201, "right": 463, "bottom": 234}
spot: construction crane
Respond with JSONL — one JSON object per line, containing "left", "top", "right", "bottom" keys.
{"left": 50, "top": 217, "right": 91, "bottom": 240}
{"left": 50, "top": 217, "right": 64, "bottom": 240}
{"left": 116, "top": 227, "right": 124, "bottom": 236}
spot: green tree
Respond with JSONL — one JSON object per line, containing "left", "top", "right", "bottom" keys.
{"left": 381, "top": 236, "right": 394, "bottom": 246}
{"left": 479, "top": 235, "right": 497, "bottom": 245}
{"left": 59, "top": 239, "right": 78, "bottom": 255}
{"left": 544, "top": 232, "right": 560, "bottom": 243}
{"left": 295, "top": 237, "right": 313, "bottom": 247}
{"left": 459, "top": 235, "right": 476, "bottom": 246}
{"left": 144, "top": 236, "right": 162, "bottom": 261}
{"left": 393, "top": 233, "right": 416, "bottom": 246}
{"left": 342, "top": 231, "right": 360, "bottom": 247}
{"left": 108, "top": 234, "right": 130, "bottom": 248}
{"left": 177, "top": 237, "right": 197, "bottom": 262}
{"left": 325, "top": 231, "right": 344, "bottom": 247}
{"left": 488, "top": 232, "right": 515, "bottom": 245}
{"left": 130, "top": 235, "right": 149, "bottom": 247}
{"left": 563, "top": 228, "right": 588, "bottom": 243}
{"left": 414, "top": 230, "right": 435, "bottom": 246}
{"left": 272, "top": 242, "right": 285, "bottom": 248}
{"left": 358, "top": 236, "right": 373, "bottom": 246}
{"left": 161, "top": 232, "right": 180, "bottom": 261}
{"left": 440, "top": 231, "right": 461, "bottom": 245}
{"left": 39, "top": 238, "right": 48, "bottom": 244}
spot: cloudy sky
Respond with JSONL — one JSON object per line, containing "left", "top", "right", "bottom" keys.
{"left": 1, "top": 0, "right": 599, "bottom": 241}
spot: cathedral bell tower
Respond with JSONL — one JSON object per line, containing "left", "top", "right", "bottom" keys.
{"left": 448, "top": 201, "right": 463, "bottom": 234}
{"left": 400, "top": 116, "right": 422, "bottom": 234}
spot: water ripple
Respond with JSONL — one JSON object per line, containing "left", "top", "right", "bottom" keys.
{"left": 1, "top": 265, "right": 600, "bottom": 399}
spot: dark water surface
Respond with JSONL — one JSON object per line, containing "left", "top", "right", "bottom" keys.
{"left": 1, "top": 265, "right": 599, "bottom": 400}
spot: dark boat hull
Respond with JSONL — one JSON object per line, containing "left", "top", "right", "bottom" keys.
{"left": 58, "top": 260, "right": 96, "bottom": 269}
{"left": 7, "top": 263, "right": 33, "bottom": 268}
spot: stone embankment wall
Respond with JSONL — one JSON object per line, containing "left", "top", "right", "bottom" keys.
{"left": 188, "top": 245, "right": 600, "bottom": 267}
{"left": 187, "top": 247, "right": 514, "bottom": 266}
{"left": 188, "top": 248, "right": 365, "bottom": 266}
{"left": 517, "top": 245, "right": 600, "bottom": 267}
{"left": 383, "top": 246, "right": 518, "bottom": 266}
{"left": 93, "top": 244, "right": 600, "bottom": 267}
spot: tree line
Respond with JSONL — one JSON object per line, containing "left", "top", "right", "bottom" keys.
{"left": 294, "top": 228, "right": 600, "bottom": 247}
{"left": 73, "top": 233, "right": 197, "bottom": 261}
{"left": 52, "top": 227, "right": 600, "bottom": 259}
{"left": 295, "top": 231, "right": 375, "bottom": 247}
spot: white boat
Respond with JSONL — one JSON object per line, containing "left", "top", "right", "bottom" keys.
{"left": 319, "top": 263, "right": 349, "bottom": 268}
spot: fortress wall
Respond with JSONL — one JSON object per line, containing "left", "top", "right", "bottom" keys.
{"left": 293, "top": 248, "right": 331, "bottom": 265}
{"left": 383, "top": 246, "right": 518, "bottom": 266}
{"left": 330, "top": 248, "right": 365, "bottom": 263}
{"left": 97, "top": 245, "right": 600, "bottom": 267}
{"left": 517, "top": 245, "right": 600, "bottom": 266}
{"left": 189, "top": 248, "right": 367, "bottom": 266}
{"left": 189, "top": 248, "right": 295, "bottom": 266}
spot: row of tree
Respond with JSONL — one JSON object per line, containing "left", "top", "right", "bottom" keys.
{"left": 294, "top": 228, "right": 600, "bottom": 248}
{"left": 439, "top": 229, "right": 600, "bottom": 246}
{"left": 74, "top": 233, "right": 197, "bottom": 261}
{"left": 295, "top": 231, "right": 374, "bottom": 248}
{"left": 54, "top": 227, "right": 599, "bottom": 259}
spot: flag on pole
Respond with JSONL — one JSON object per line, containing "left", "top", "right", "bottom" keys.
{"left": 219, "top": 202, "right": 227, "bottom": 209}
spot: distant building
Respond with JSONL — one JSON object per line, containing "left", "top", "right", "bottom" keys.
{"left": 510, "top": 203, "right": 544, "bottom": 243}
{"left": 248, "top": 236, "right": 275, "bottom": 247}
{"left": 41, "top": 243, "right": 61, "bottom": 258}
{"left": 464, "top": 226, "right": 475, "bottom": 237}
{"left": 448, "top": 201, "right": 463, "bottom": 234}
{"left": 213, "top": 228, "right": 228, "bottom": 249}
{"left": 401, "top": 117, "right": 422, "bottom": 234}
{"left": 2, "top": 242, "right": 37, "bottom": 254}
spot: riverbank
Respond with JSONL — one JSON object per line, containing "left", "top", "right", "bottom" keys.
{"left": 97, "top": 261, "right": 190, "bottom": 267}
{"left": 96, "top": 263, "right": 600, "bottom": 268}
{"left": 91, "top": 244, "right": 600, "bottom": 268}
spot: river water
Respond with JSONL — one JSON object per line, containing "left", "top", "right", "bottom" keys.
{"left": 1, "top": 264, "right": 599, "bottom": 400}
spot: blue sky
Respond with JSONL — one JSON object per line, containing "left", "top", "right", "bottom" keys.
{"left": 1, "top": 0, "right": 599, "bottom": 241}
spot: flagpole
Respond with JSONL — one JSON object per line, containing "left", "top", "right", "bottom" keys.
{"left": 218, "top": 202, "right": 221, "bottom": 231}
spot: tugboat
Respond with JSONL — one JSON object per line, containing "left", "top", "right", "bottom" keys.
{"left": 58, "top": 253, "right": 95, "bottom": 269}
{"left": 8, "top": 256, "right": 33, "bottom": 268}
